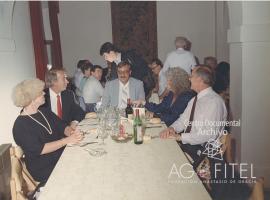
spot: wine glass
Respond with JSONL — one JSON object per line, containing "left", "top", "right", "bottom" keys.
{"left": 97, "top": 120, "right": 108, "bottom": 145}
{"left": 106, "top": 107, "right": 119, "bottom": 136}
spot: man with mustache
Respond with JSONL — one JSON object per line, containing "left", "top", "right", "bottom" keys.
{"left": 102, "top": 61, "right": 145, "bottom": 108}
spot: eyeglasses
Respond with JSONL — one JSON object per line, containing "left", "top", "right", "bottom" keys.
{"left": 117, "top": 70, "right": 130, "bottom": 75}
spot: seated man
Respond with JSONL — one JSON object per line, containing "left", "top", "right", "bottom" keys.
{"left": 160, "top": 65, "right": 227, "bottom": 161}
{"left": 42, "top": 68, "right": 85, "bottom": 127}
{"left": 74, "top": 59, "right": 91, "bottom": 90}
{"left": 77, "top": 63, "right": 93, "bottom": 111}
{"left": 149, "top": 58, "right": 169, "bottom": 100}
{"left": 204, "top": 56, "right": 217, "bottom": 71}
{"left": 83, "top": 65, "right": 104, "bottom": 112}
{"left": 102, "top": 61, "right": 145, "bottom": 108}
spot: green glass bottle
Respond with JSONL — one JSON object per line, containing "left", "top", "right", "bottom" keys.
{"left": 133, "top": 109, "right": 143, "bottom": 144}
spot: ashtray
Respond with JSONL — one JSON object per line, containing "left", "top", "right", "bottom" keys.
{"left": 111, "top": 134, "right": 133, "bottom": 143}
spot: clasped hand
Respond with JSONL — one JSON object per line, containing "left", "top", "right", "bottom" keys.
{"left": 159, "top": 127, "right": 181, "bottom": 141}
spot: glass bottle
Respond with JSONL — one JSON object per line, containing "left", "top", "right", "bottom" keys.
{"left": 133, "top": 109, "right": 143, "bottom": 144}
{"left": 125, "top": 98, "right": 133, "bottom": 119}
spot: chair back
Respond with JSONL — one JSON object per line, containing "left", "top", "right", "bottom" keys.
{"left": 10, "top": 146, "right": 38, "bottom": 200}
{"left": 219, "top": 133, "right": 234, "bottom": 163}
{"left": 249, "top": 178, "right": 264, "bottom": 200}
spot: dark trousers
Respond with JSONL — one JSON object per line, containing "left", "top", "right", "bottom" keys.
{"left": 177, "top": 142, "right": 204, "bottom": 162}
{"left": 85, "top": 103, "right": 96, "bottom": 112}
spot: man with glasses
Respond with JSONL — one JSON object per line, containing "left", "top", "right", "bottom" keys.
{"left": 101, "top": 61, "right": 145, "bottom": 108}
{"left": 149, "top": 58, "right": 169, "bottom": 100}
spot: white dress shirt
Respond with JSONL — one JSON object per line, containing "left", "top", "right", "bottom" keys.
{"left": 171, "top": 87, "right": 227, "bottom": 145}
{"left": 162, "top": 48, "right": 196, "bottom": 75}
{"left": 158, "top": 70, "right": 167, "bottom": 96}
{"left": 82, "top": 76, "right": 104, "bottom": 104}
{"left": 118, "top": 80, "right": 130, "bottom": 108}
{"left": 114, "top": 53, "right": 122, "bottom": 65}
{"left": 74, "top": 69, "right": 84, "bottom": 89}
{"left": 49, "top": 88, "right": 62, "bottom": 116}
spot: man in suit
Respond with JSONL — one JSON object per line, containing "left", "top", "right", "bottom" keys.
{"left": 42, "top": 68, "right": 85, "bottom": 128}
{"left": 102, "top": 61, "right": 145, "bottom": 108}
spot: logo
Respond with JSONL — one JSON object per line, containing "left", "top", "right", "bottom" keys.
{"left": 202, "top": 137, "right": 224, "bottom": 160}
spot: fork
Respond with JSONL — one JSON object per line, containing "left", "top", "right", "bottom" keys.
{"left": 79, "top": 141, "right": 98, "bottom": 147}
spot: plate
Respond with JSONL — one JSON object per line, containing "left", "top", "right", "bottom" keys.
{"left": 111, "top": 134, "right": 133, "bottom": 143}
{"left": 85, "top": 112, "right": 97, "bottom": 119}
{"left": 149, "top": 118, "right": 161, "bottom": 124}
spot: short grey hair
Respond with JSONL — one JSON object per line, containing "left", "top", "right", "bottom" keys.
{"left": 45, "top": 68, "right": 66, "bottom": 88}
{"left": 194, "top": 65, "right": 215, "bottom": 86}
{"left": 166, "top": 67, "right": 190, "bottom": 95}
{"left": 175, "top": 36, "right": 187, "bottom": 48}
{"left": 12, "top": 79, "right": 45, "bottom": 107}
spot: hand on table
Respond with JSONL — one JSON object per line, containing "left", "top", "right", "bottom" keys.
{"left": 132, "top": 99, "right": 145, "bottom": 107}
{"left": 66, "top": 129, "right": 84, "bottom": 145}
{"left": 159, "top": 127, "right": 181, "bottom": 141}
{"left": 70, "top": 121, "right": 79, "bottom": 130}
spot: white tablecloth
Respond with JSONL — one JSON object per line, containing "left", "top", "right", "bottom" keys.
{"left": 39, "top": 119, "right": 211, "bottom": 200}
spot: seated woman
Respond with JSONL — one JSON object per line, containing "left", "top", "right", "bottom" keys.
{"left": 12, "top": 79, "right": 84, "bottom": 185}
{"left": 134, "top": 67, "right": 196, "bottom": 126}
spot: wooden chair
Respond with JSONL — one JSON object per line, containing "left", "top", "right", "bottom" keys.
{"left": 249, "top": 177, "right": 264, "bottom": 200}
{"left": 185, "top": 132, "right": 233, "bottom": 165}
{"left": 10, "top": 146, "right": 39, "bottom": 200}
{"left": 193, "top": 133, "right": 232, "bottom": 191}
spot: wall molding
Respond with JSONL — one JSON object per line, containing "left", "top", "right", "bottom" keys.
{"left": 0, "top": 2, "right": 15, "bottom": 52}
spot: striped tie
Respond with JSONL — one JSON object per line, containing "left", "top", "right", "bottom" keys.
{"left": 121, "top": 86, "right": 128, "bottom": 108}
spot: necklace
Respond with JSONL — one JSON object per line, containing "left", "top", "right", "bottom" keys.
{"left": 23, "top": 109, "right": 53, "bottom": 135}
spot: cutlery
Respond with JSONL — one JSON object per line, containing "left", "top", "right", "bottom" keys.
{"left": 145, "top": 125, "right": 162, "bottom": 128}
{"left": 79, "top": 141, "right": 98, "bottom": 147}
{"left": 78, "top": 123, "right": 98, "bottom": 126}
{"left": 84, "top": 148, "right": 107, "bottom": 157}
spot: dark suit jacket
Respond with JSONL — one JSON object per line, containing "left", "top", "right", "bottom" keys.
{"left": 42, "top": 88, "right": 85, "bottom": 125}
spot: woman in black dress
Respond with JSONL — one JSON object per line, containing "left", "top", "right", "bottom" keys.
{"left": 12, "top": 78, "right": 84, "bottom": 184}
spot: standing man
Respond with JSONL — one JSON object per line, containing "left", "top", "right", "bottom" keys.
{"left": 162, "top": 36, "right": 197, "bottom": 75}
{"left": 99, "top": 42, "right": 155, "bottom": 97}
{"left": 160, "top": 66, "right": 227, "bottom": 161}
{"left": 102, "top": 61, "right": 145, "bottom": 108}
{"left": 43, "top": 68, "right": 85, "bottom": 127}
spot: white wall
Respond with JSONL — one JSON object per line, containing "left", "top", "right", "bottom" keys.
{"left": 58, "top": 1, "right": 112, "bottom": 76}
{"left": 59, "top": 2, "right": 225, "bottom": 75}
{"left": 0, "top": 2, "right": 36, "bottom": 144}
{"left": 157, "top": 1, "right": 216, "bottom": 64}
{"left": 228, "top": 1, "right": 270, "bottom": 187}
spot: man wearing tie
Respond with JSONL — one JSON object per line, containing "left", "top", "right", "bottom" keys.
{"left": 160, "top": 65, "right": 227, "bottom": 160}
{"left": 42, "top": 68, "right": 85, "bottom": 128}
{"left": 102, "top": 61, "right": 145, "bottom": 108}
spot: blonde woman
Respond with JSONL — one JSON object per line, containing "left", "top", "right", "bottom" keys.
{"left": 12, "top": 79, "right": 83, "bottom": 184}
{"left": 134, "top": 67, "right": 196, "bottom": 126}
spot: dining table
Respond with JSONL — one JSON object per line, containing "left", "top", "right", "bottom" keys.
{"left": 39, "top": 117, "right": 212, "bottom": 200}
